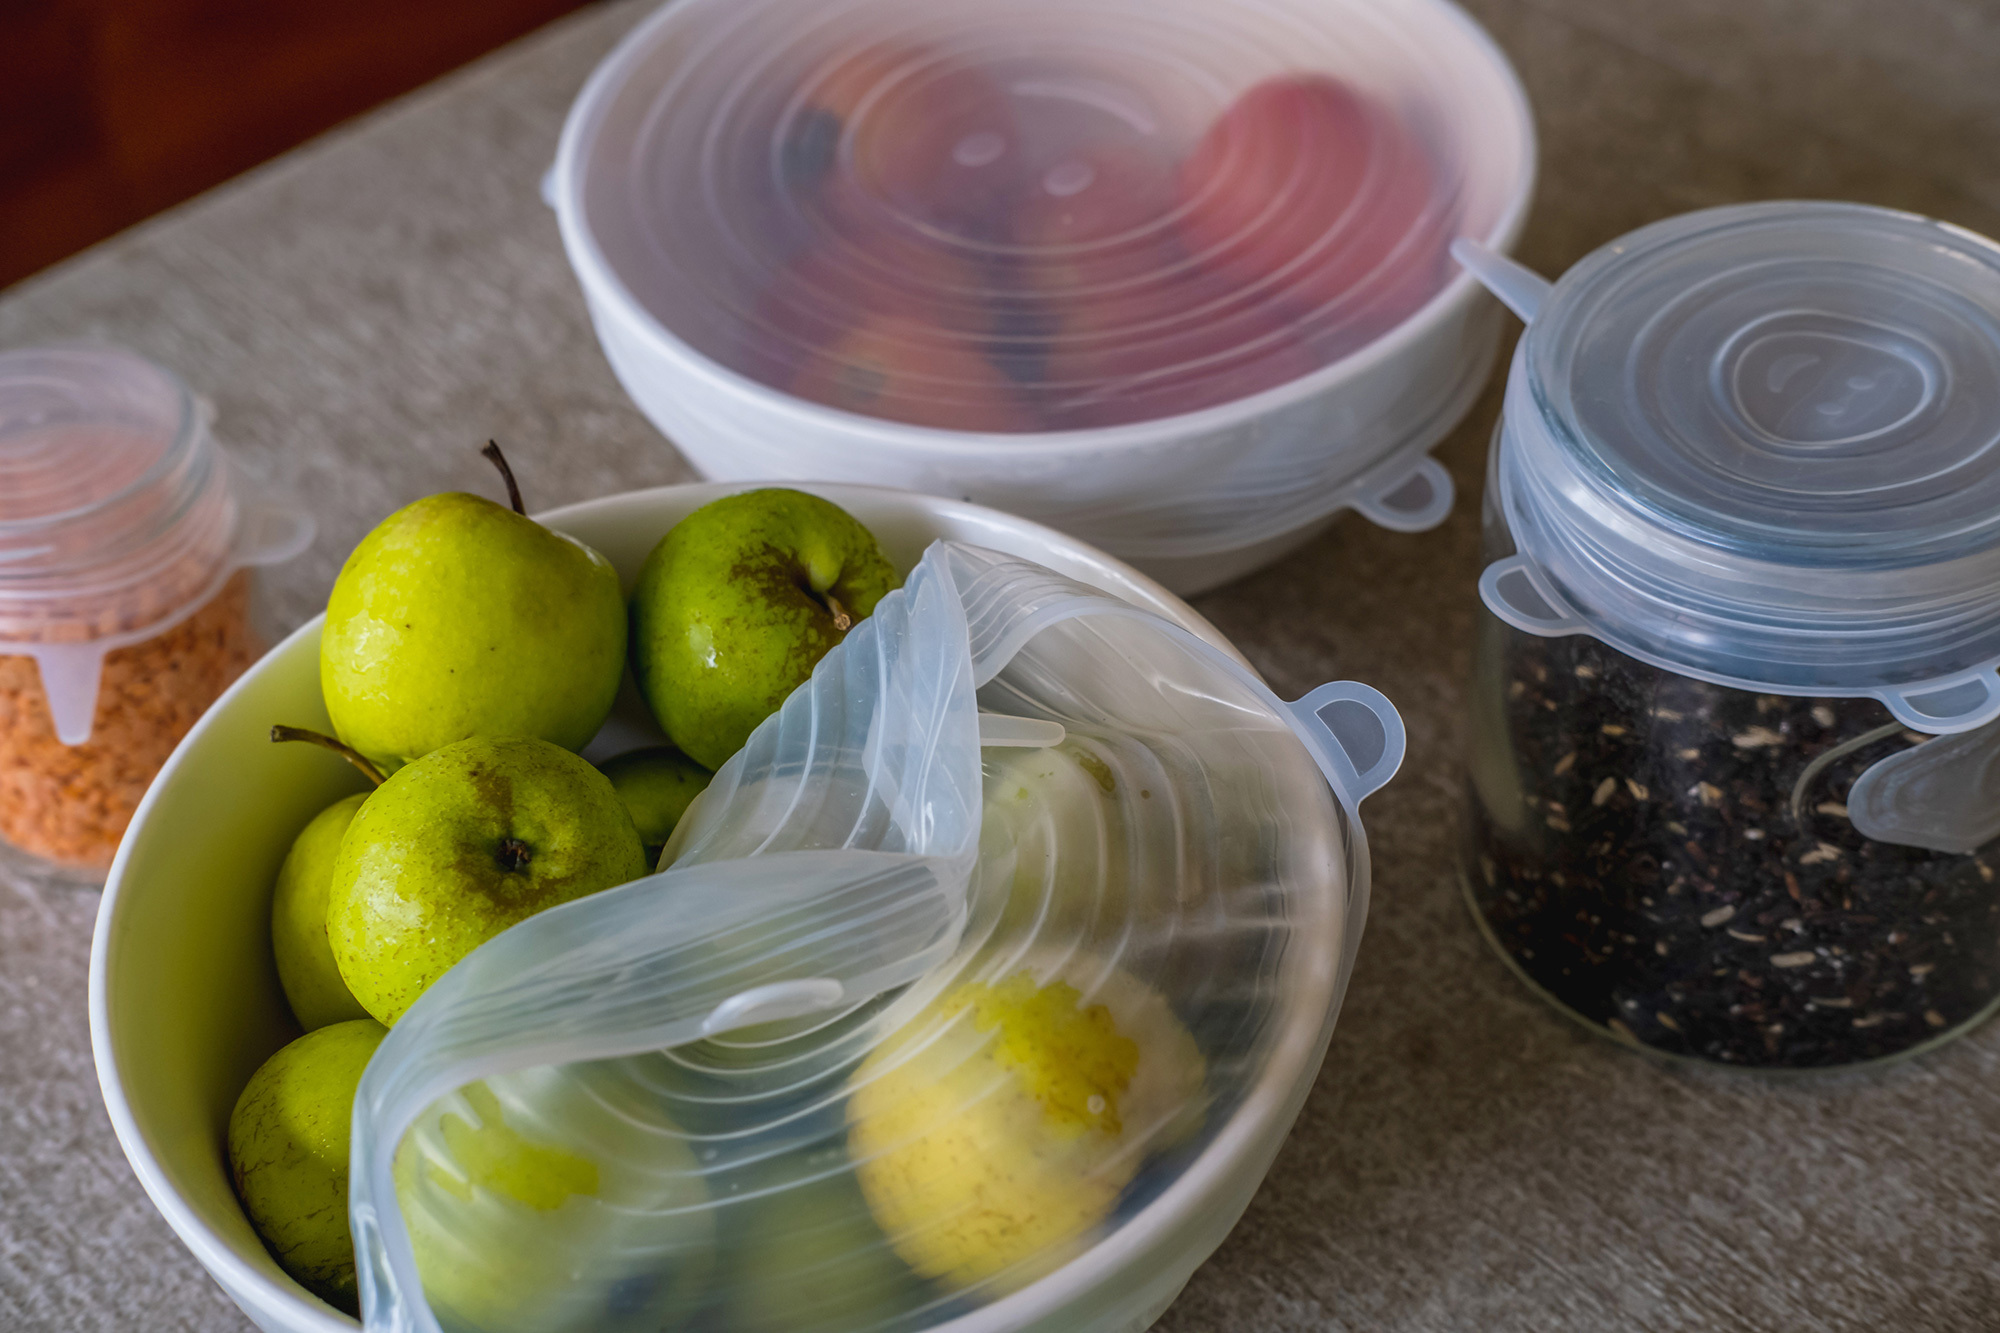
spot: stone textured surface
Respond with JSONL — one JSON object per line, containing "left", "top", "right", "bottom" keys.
{"left": 4, "top": 0, "right": 2000, "bottom": 1329}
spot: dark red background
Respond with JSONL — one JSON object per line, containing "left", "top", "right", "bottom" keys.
{"left": 1, "top": 0, "right": 593, "bottom": 289}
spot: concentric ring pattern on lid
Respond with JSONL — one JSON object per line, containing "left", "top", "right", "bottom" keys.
{"left": 1496, "top": 203, "right": 2000, "bottom": 719}
{"left": 0, "top": 345, "right": 235, "bottom": 643}
{"left": 584, "top": 0, "right": 1469, "bottom": 431}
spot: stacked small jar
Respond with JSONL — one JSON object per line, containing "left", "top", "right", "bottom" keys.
{"left": 1461, "top": 204, "right": 2000, "bottom": 1070}
{"left": 0, "top": 346, "right": 309, "bottom": 874}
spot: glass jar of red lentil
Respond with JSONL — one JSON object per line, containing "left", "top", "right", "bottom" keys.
{"left": 0, "top": 345, "right": 311, "bottom": 876}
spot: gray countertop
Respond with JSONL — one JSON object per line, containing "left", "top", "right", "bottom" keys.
{"left": 5, "top": 2, "right": 2000, "bottom": 1329}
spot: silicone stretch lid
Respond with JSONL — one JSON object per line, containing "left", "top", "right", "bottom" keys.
{"left": 573, "top": 0, "right": 1471, "bottom": 432}
{"left": 349, "top": 542, "right": 1405, "bottom": 1333}
{"left": 0, "top": 346, "right": 313, "bottom": 744}
{"left": 1470, "top": 203, "right": 2000, "bottom": 732}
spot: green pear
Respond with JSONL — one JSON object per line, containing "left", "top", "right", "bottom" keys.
{"left": 598, "top": 747, "right": 712, "bottom": 867}
{"left": 271, "top": 793, "right": 373, "bottom": 1031}
{"left": 229, "top": 1018, "right": 388, "bottom": 1315}
{"left": 327, "top": 735, "right": 647, "bottom": 1025}
{"left": 320, "top": 447, "right": 626, "bottom": 771}
{"left": 393, "top": 1061, "right": 712, "bottom": 1332}
{"left": 629, "top": 489, "right": 900, "bottom": 770}
{"left": 722, "top": 1148, "right": 931, "bottom": 1332}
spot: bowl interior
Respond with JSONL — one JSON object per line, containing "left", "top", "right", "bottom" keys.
{"left": 90, "top": 483, "right": 1250, "bottom": 1330}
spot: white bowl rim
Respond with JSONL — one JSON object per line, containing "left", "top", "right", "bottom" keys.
{"left": 89, "top": 480, "right": 1356, "bottom": 1332}
{"left": 550, "top": 0, "right": 1538, "bottom": 455}
{"left": 89, "top": 600, "right": 360, "bottom": 1331}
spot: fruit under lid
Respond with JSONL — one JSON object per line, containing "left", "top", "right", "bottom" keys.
{"left": 577, "top": 0, "right": 1482, "bottom": 431}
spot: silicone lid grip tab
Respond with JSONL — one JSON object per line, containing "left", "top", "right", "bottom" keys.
{"left": 1353, "top": 456, "right": 1456, "bottom": 534}
{"left": 32, "top": 644, "right": 107, "bottom": 747}
{"left": 234, "top": 501, "right": 316, "bottom": 567}
{"left": 1874, "top": 671, "right": 2000, "bottom": 735}
{"left": 1479, "top": 554, "right": 1592, "bottom": 638}
{"left": 977, "top": 713, "right": 1067, "bottom": 748}
{"left": 1285, "top": 680, "right": 1407, "bottom": 806}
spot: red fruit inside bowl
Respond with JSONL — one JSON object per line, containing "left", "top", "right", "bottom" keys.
{"left": 783, "top": 43, "right": 1023, "bottom": 236}
{"left": 988, "top": 145, "right": 1186, "bottom": 385}
{"left": 1175, "top": 74, "right": 1449, "bottom": 329}
{"left": 1043, "top": 273, "right": 1320, "bottom": 428}
{"left": 755, "top": 230, "right": 994, "bottom": 347}
{"left": 787, "top": 312, "right": 1033, "bottom": 432}
{"left": 1009, "top": 147, "right": 1180, "bottom": 295}
{"left": 778, "top": 43, "right": 905, "bottom": 187}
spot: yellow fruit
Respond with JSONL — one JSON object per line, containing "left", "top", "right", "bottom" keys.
{"left": 270, "top": 793, "right": 372, "bottom": 1031}
{"left": 392, "top": 1060, "right": 713, "bottom": 1333}
{"left": 228, "top": 1019, "right": 388, "bottom": 1314}
{"left": 846, "top": 961, "right": 1204, "bottom": 1290}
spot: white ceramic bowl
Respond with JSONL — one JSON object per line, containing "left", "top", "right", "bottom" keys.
{"left": 90, "top": 483, "right": 1366, "bottom": 1333}
{"left": 551, "top": 0, "right": 1536, "bottom": 596}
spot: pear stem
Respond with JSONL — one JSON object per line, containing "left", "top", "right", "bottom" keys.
{"left": 270, "top": 725, "right": 387, "bottom": 788}
{"left": 824, "top": 592, "right": 853, "bottom": 633}
{"left": 481, "top": 440, "right": 527, "bottom": 516}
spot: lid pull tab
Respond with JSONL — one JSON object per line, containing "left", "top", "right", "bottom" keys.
{"left": 1353, "top": 456, "right": 1455, "bottom": 534}
{"left": 1285, "top": 681, "right": 1406, "bottom": 806}
{"left": 1451, "top": 239, "right": 1551, "bottom": 323}
{"left": 1846, "top": 717, "right": 2000, "bottom": 853}
{"left": 32, "top": 644, "right": 108, "bottom": 747}
{"left": 977, "top": 713, "right": 1066, "bottom": 748}
{"left": 234, "top": 501, "right": 316, "bottom": 568}
{"left": 701, "top": 978, "right": 847, "bottom": 1037}
{"left": 1876, "top": 671, "right": 2000, "bottom": 735}
{"left": 1478, "top": 555, "right": 1592, "bottom": 638}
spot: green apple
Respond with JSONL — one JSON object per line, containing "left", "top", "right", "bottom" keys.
{"left": 320, "top": 450, "right": 626, "bottom": 771}
{"left": 229, "top": 1018, "right": 388, "bottom": 1315}
{"left": 327, "top": 735, "right": 648, "bottom": 1024}
{"left": 630, "top": 489, "right": 900, "bottom": 770}
{"left": 271, "top": 793, "right": 373, "bottom": 1031}
{"left": 393, "top": 1060, "right": 712, "bottom": 1332}
{"left": 598, "top": 747, "right": 711, "bottom": 867}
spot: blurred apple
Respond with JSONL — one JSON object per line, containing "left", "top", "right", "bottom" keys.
{"left": 1009, "top": 146, "right": 1180, "bottom": 299}
{"left": 1042, "top": 270, "right": 1318, "bottom": 428}
{"left": 752, "top": 229, "right": 994, "bottom": 360}
{"left": 1175, "top": 74, "right": 1448, "bottom": 328}
{"left": 788, "top": 311, "right": 1033, "bottom": 432}
{"left": 784, "top": 42, "right": 1022, "bottom": 235}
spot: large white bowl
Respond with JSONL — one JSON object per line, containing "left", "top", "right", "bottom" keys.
{"left": 551, "top": 0, "right": 1536, "bottom": 596}
{"left": 90, "top": 483, "right": 1365, "bottom": 1333}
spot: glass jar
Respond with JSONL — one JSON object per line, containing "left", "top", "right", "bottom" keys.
{"left": 0, "top": 346, "right": 311, "bottom": 876}
{"left": 1459, "top": 204, "right": 2000, "bottom": 1070}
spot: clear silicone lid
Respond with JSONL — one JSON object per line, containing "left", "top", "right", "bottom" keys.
{"left": 0, "top": 345, "right": 313, "bottom": 743}
{"left": 348, "top": 542, "right": 1404, "bottom": 1333}
{"left": 0, "top": 345, "right": 233, "bottom": 637}
{"left": 570, "top": 0, "right": 1481, "bottom": 431}
{"left": 1463, "top": 203, "right": 2000, "bottom": 732}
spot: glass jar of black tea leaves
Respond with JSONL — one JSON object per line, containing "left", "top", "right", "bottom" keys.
{"left": 1460, "top": 203, "right": 2000, "bottom": 1070}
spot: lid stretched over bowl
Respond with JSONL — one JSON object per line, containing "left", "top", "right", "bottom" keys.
{"left": 347, "top": 543, "right": 1399, "bottom": 1333}
{"left": 1484, "top": 202, "right": 2000, "bottom": 731}
{"left": 565, "top": 0, "right": 1518, "bottom": 432}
